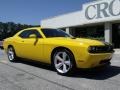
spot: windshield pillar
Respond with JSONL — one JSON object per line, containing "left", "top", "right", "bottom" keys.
{"left": 65, "top": 27, "right": 70, "bottom": 34}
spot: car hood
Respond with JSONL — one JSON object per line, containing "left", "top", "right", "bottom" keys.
{"left": 46, "top": 37, "right": 104, "bottom": 46}
{"left": 74, "top": 38, "right": 104, "bottom": 46}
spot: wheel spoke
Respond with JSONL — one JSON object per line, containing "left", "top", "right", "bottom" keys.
{"left": 65, "top": 60, "right": 70, "bottom": 66}
{"left": 63, "top": 52, "right": 67, "bottom": 60}
{"left": 11, "top": 54, "right": 14, "bottom": 59}
{"left": 55, "top": 63, "right": 63, "bottom": 69}
{"left": 63, "top": 64, "right": 67, "bottom": 73}
{"left": 56, "top": 55, "right": 63, "bottom": 62}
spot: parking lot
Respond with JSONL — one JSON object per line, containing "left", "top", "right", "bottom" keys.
{"left": 0, "top": 49, "right": 120, "bottom": 90}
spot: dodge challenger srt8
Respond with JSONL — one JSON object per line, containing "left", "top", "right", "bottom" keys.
{"left": 3, "top": 27, "right": 114, "bottom": 75}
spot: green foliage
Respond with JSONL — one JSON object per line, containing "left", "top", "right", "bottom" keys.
{"left": 0, "top": 22, "right": 39, "bottom": 40}
{"left": 87, "top": 37, "right": 105, "bottom": 41}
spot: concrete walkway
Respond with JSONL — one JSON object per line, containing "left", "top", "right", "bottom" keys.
{"left": 114, "top": 49, "right": 120, "bottom": 54}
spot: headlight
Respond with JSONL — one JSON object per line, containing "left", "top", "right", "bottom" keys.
{"left": 88, "top": 46, "right": 97, "bottom": 53}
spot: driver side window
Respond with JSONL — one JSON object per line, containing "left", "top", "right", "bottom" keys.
{"left": 19, "top": 29, "right": 42, "bottom": 38}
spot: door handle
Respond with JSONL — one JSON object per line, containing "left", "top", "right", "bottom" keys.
{"left": 21, "top": 41, "right": 24, "bottom": 42}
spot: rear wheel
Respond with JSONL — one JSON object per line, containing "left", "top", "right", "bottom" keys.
{"left": 53, "top": 49, "right": 76, "bottom": 75}
{"left": 7, "top": 46, "right": 17, "bottom": 62}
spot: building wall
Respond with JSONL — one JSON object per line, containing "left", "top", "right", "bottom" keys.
{"left": 41, "top": 11, "right": 84, "bottom": 28}
{"left": 41, "top": 0, "right": 120, "bottom": 28}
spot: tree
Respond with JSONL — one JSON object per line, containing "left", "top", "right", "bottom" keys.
{"left": 0, "top": 22, "right": 39, "bottom": 40}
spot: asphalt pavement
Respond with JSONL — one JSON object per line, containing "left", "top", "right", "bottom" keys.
{"left": 0, "top": 49, "right": 120, "bottom": 90}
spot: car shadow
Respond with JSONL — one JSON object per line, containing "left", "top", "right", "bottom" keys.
{"left": 14, "top": 59, "right": 120, "bottom": 80}
{"left": 71, "top": 65, "right": 120, "bottom": 80}
{"left": 14, "top": 58, "right": 54, "bottom": 71}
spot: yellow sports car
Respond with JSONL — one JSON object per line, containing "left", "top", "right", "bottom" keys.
{"left": 3, "top": 27, "right": 114, "bottom": 75}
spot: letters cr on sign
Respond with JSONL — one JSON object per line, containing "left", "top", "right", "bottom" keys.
{"left": 85, "top": 0, "right": 120, "bottom": 20}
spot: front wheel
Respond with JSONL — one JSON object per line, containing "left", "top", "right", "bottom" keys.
{"left": 7, "top": 46, "right": 17, "bottom": 62}
{"left": 53, "top": 49, "right": 76, "bottom": 75}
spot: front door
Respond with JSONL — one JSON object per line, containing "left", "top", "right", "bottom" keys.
{"left": 16, "top": 29, "right": 43, "bottom": 60}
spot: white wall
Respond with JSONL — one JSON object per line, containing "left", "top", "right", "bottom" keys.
{"left": 41, "top": 11, "right": 84, "bottom": 28}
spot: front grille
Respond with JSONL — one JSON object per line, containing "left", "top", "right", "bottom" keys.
{"left": 89, "top": 45, "right": 114, "bottom": 53}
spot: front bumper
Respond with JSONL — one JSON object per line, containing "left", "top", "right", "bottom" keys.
{"left": 76, "top": 53, "right": 113, "bottom": 69}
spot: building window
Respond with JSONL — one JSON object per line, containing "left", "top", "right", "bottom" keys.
{"left": 74, "top": 25, "right": 104, "bottom": 41}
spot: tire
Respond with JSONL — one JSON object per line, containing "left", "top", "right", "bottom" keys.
{"left": 53, "top": 49, "right": 76, "bottom": 76}
{"left": 7, "top": 46, "right": 17, "bottom": 62}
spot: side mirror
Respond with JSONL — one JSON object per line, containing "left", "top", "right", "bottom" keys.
{"left": 29, "top": 34, "right": 37, "bottom": 38}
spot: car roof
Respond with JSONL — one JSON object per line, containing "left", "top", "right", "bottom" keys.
{"left": 22, "top": 27, "right": 59, "bottom": 31}
{"left": 23, "top": 27, "right": 41, "bottom": 30}
{"left": 22, "top": 27, "right": 58, "bottom": 31}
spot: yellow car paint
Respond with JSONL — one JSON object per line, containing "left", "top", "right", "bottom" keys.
{"left": 3, "top": 27, "right": 113, "bottom": 69}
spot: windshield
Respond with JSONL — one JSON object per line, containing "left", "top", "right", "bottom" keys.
{"left": 42, "top": 29, "right": 73, "bottom": 38}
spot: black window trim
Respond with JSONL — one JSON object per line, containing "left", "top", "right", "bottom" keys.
{"left": 41, "top": 28, "right": 72, "bottom": 38}
{"left": 19, "top": 29, "right": 42, "bottom": 39}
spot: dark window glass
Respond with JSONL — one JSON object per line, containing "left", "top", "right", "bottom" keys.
{"left": 19, "top": 30, "right": 41, "bottom": 38}
{"left": 42, "top": 29, "right": 72, "bottom": 38}
{"left": 74, "top": 25, "right": 104, "bottom": 41}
